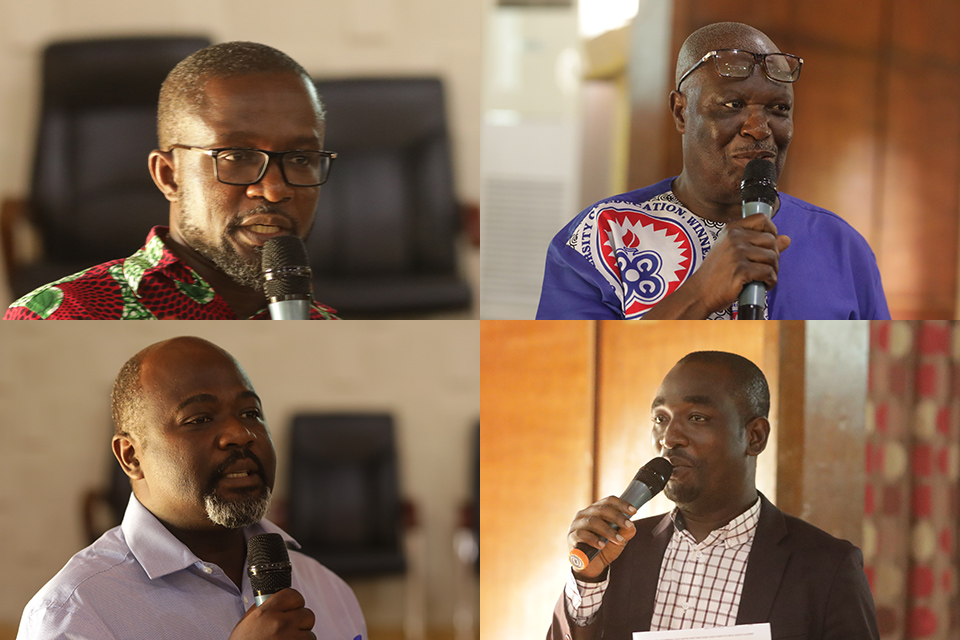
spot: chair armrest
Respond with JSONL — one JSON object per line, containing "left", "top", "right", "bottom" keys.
{"left": 1, "top": 197, "right": 28, "bottom": 279}
{"left": 461, "top": 201, "right": 480, "bottom": 248}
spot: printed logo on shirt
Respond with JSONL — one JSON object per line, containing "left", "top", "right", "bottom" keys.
{"left": 574, "top": 197, "right": 712, "bottom": 318}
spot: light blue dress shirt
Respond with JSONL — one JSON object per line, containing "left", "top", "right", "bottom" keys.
{"left": 17, "top": 494, "right": 366, "bottom": 640}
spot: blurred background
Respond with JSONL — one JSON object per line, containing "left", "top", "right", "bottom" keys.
{"left": 480, "top": 0, "right": 960, "bottom": 320}
{"left": 0, "top": 0, "right": 482, "bottom": 318}
{"left": 0, "top": 320, "right": 480, "bottom": 640}
{"left": 481, "top": 320, "right": 960, "bottom": 640}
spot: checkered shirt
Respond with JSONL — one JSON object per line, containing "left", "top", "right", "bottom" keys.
{"left": 565, "top": 498, "right": 761, "bottom": 630}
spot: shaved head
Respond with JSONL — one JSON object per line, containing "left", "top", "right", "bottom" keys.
{"left": 674, "top": 350, "right": 770, "bottom": 422}
{"left": 675, "top": 22, "right": 781, "bottom": 91}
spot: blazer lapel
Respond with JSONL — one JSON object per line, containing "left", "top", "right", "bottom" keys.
{"left": 736, "top": 494, "right": 790, "bottom": 625}
{"left": 629, "top": 513, "right": 674, "bottom": 631}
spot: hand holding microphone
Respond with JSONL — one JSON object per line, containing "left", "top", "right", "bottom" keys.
{"left": 567, "top": 457, "right": 672, "bottom": 579}
{"left": 230, "top": 533, "right": 316, "bottom": 640}
{"left": 737, "top": 158, "right": 779, "bottom": 319}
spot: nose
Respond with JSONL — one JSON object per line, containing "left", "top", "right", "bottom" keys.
{"left": 740, "top": 105, "right": 772, "bottom": 141}
{"left": 654, "top": 416, "right": 688, "bottom": 452}
{"left": 246, "top": 158, "right": 294, "bottom": 203}
{"left": 219, "top": 416, "right": 257, "bottom": 449}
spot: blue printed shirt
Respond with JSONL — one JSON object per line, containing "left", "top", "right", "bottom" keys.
{"left": 537, "top": 178, "right": 890, "bottom": 320}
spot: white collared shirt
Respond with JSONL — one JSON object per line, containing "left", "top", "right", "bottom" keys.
{"left": 18, "top": 494, "right": 367, "bottom": 640}
{"left": 566, "top": 498, "right": 761, "bottom": 630}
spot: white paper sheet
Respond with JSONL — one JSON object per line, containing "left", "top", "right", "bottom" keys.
{"left": 632, "top": 623, "right": 771, "bottom": 640}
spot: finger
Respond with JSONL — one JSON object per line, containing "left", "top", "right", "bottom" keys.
{"left": 731, "top": 212, "right": 778, "bottom": 234}
{"left": 262, "top": 588, "right": 306, "bottom": 612}
{"left": 777, "top": 234, "right": 791, "bottom": 252}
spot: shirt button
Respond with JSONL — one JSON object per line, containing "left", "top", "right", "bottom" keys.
{"left": 243, "top": 596, "right": 249, "bottom": 605}
{"left": 202, "top": 565, "right": 213, "bottom": 574}
{"left": 681, "top": 601, "right": 690, "bottom": 610}
{"left": 696, "top": 551, "right": 702, "bottom": 559}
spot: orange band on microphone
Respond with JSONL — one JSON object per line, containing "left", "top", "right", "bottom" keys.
{"left": 568, "top": 548, "right": 589, "bottom": 571}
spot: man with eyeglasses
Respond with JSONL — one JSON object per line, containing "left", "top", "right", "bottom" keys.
{"left": 5, "top": 42, "right": 337, "bottom": 319}
{"left": 537, "top": 22, "right": 890, "bottom": 320}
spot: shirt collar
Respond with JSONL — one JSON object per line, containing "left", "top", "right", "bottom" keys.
{"left": 670, "top": 496, "right": 762, "bottom": 548}
{"left": 121, "top": 493, "right": 301, "bottom": 581}
{"left": 121, "top": 226, "right": 213, "bottom": 296}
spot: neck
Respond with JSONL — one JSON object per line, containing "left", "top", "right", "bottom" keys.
{"left": 671, "top": 172, "right": 742, "bottom": 223}
{"left": 161, "top": 231, "right": 267, "bottom": 318}
{"left": 161, "top": 520, "right": 249, "bottom": 589}
{"left": 676, "top": 486, "right": 759, "bottom": 543}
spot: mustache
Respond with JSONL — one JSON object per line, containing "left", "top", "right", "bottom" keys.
{"left": 204, "top": 449, "right": 267, "bottom": 493}
{"left": 661, "top": 448, "right": 698, "bottom": 467}
{"left": 224, "top": 204, "right": 299, "bottom": 236}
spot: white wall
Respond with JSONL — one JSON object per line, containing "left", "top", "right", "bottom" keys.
{"left": 0, "top": 320, "right": 480, "bottom": 632}
{"left": 0, "top": 0, "right": 482, "bottom": 204}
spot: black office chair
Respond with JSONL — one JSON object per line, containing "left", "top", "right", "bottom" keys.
{"left": 5, "top": 36, "right": 210, "bottom": 297}
{"left": 287, "top": 413, "right": 409, "bottom": 577}
{"left": 308, "top": 77, "right": 472, "bottom": 317}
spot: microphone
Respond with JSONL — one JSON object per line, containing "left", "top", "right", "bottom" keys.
{"left": 262, "top": 236, "right": 313, "bottom": 320}
{"left": 247, "top": 533, "right": 292, "bottom": 606}
{"left": 738, "top": 158, "right": 778, "bottom": 320}
{"left": 568, "top": 457, "right": 673, "bottom": 571}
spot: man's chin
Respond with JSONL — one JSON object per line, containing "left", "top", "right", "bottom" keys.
{"left": 204, "top": 487, "right": 272, "bottom": 529}
{"left": 664, "top": 480, "right": 700, "bottom": 506}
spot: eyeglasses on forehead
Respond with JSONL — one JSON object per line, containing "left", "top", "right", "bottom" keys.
{"left": 167, "top": 145, "right": 337, "bottom": 187}
{"left": 676, "top": 49, "right": 803, "bottom": 92}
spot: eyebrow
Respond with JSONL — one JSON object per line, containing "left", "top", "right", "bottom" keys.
{"left": 651, "top": 395, "right": 715, "bottom": 410}
{"left": 176, "top": 390, "right": 261, "bottom": 412}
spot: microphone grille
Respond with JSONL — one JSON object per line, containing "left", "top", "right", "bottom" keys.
{"left": 740, "top": 158, "right": 778, "bottom": 205}
{"left": 635, "top": 456, "right": 674, "bottom": 494}
{"left": 247, "top": 533, "right": 292, "bottom": 594}
{"left": 261, "top": 235, "right": 313, "bottom": 298}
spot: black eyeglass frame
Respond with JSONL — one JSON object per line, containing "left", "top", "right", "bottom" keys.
{"left": 676, "top": 49, "right": 803, "bottom": 92}
{"left": 166, "top": 144, "right": 338, "bottom": 186}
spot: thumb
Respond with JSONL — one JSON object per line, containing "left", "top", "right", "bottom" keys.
{"left": 777, "top": 234, "right": 791, "bottom": 253}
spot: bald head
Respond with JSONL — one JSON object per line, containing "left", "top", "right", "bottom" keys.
{"left": 675, "top": 22, "right": 781, "bottom": 90}
{"left": 111, "top": 336, "right": 248, "bottom": 441}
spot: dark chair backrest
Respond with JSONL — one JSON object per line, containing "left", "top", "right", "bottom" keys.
{"left": 30, "top": 36, "right": 210, "bottom": 266}
{"left": 287, "top": 413, "right": 406, "bottom": 576}
{"left": 309, "top": 77, "right": 459, "bottom": 277}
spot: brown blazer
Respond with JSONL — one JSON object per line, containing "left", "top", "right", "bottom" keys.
{"left": 547, "top": 494, "right": 879, "bottom": 640}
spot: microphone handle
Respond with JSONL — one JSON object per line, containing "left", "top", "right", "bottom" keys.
{"left": 737, "top": 200, "right": 774, "bottom": 320}
{"left": 568, "top": 482, "right": 654, "bottom": 570}
{"left": 267, "top": 297, "right": 311, "bottom": 320}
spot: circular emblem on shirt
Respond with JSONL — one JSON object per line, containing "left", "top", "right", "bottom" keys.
{"left": 586, "top": 202, "right": 707, "bottom": 318}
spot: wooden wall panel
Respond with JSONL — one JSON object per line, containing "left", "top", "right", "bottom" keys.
{"left": 594, "top": 322, "right": 780, "bottom": 517}
{"left": 479, "top": 321, "right": 596, "bottom": 640}
{"left": 633, "top": 0, "right": 960, "bottom": 318}
{"left": 878, "top": 66, "right": 960, "bottom": 318}
{"left": 776, "top": 321, "right": 869, "bottom": 544}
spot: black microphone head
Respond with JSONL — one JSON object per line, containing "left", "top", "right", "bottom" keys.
{"left": 634, "top": 456, "right": 673, "bottom": 495}
{"left": 261, "top": 235, "right": 313, "bottom": 299}
{"left": 740, "top": 158, "right": 778, "bottom": 206}
{"left": 247, "top": 533, "right": 292, "bottom": 596}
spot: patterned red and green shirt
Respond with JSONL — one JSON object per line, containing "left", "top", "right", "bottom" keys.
{"left": 3, "top": 227, "right": 337, "bottom": 320}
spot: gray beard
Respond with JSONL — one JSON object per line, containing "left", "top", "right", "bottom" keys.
{"left": 204, "top": 486, "right": 272, "bottom": 529}
{"left": 177, "top": 182, "right": 265, "bottom": 289}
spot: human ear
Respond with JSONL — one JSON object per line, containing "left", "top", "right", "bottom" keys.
{"left": 112, "top": 434, "right": 144, "bottom": 480}
{"left": 744, "top": 417, "right": 770, "bottom": 457}
{"left": 669, "top": 90, "right": 687, "bottom": 134}
{"left": 148, "top": 150, "right": 179, "bottom": 202}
